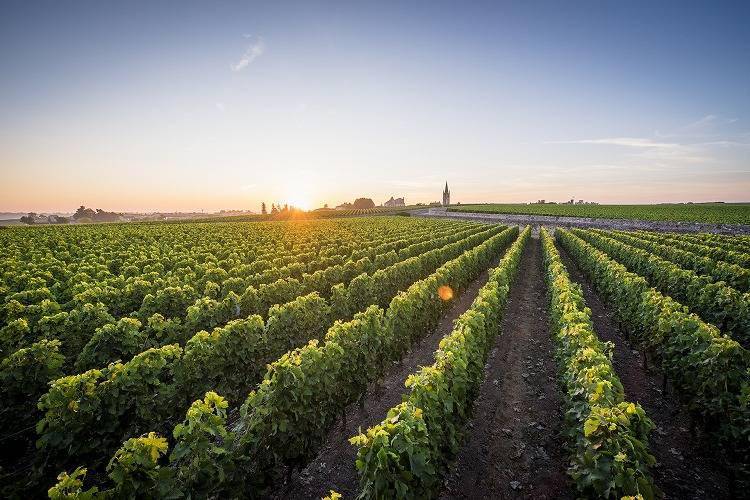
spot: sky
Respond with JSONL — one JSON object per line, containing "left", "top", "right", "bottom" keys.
{"left": 1, "top": 0, "right": 749, "bottom": 213}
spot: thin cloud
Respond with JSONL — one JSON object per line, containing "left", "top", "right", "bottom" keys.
{"left": 685, "top": 114, "right": 718, "bottom": 130}
{"left": 547, "top": 137, "right": 710, "bottom": 163}
{"left": 230, "top": 36, "right": 265, "bottom": 72}
{"left": 683, "top": 114, "right": 737, "bottom": 131}
{"left": 697, "top": 140, "right": 750, "bottom": 147}
{"left": 630, "top": 147, "right": 709, "bottom": 164}
{"left": 547, "top": 137, "right": 678, "bottom": 148}
{"left": 657, "top": 114, "right": 741, "bottom": 138}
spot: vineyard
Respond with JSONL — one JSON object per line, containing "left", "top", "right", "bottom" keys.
{"left": 190, "top": 206, "right": 417, "bottom": 224}
{"left": 448, "top": 203, "right": 750, "bottom": 225}
{"left": 1, "top": 217, "right": 748, "bottom": 499}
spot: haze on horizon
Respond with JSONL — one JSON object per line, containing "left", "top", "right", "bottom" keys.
{"left": 1, "top": 0, "right": 749, "bottom": 214}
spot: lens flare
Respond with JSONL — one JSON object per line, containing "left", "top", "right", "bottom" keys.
{"left": 438, "top": 285, "right": 454, "bottom": 301}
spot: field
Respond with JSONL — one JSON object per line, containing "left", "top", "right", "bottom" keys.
{"left": 448, "top": 203, "right": 750, "bottom": 225}
{"left": 1, "top": 217, "right": 748, "bottom": 499}
{"left": 190, "top": 205, "right": 418, "bottom": 223}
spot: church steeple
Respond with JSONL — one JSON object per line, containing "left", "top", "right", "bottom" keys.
{"left": 442, "top": 181, "right": 450, "bottom": 206}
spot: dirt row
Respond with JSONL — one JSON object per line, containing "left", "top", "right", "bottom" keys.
{"left": 440, "top": 234, "right": 571, "bottom": 499}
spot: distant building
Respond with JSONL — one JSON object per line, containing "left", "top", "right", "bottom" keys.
{"left": 384, "top": 196, "right": 405, "bottom": 207}
{"left": 442, "top": 182, "right": 450, "bottom": 206}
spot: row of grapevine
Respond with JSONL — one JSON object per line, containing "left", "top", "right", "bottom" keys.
{"left": 30, "top": 225, "right": 509, "bottom": 492}
{"left": 569, "top": 228, "right": 750, "bottom": 346}
{"left": 47, "top": 392, "right": 234, "bottom": 499}
{"left": 557, "top": 228, "right": 750, "bottom": 474}
{"left": 349, "top": 226, "right": 530, "bottom": 498}
{"left": 599, "top": 229, "right": 750, "bottom": 292}
{"left": 655, "top": 231, "right": 750, "bottom": 259}
{"left": 47, "top": 226, "right": 521, "bottom": 497}
{"left": 627, "top": 230, "right": 750, "bottom": 271}
{"left": 541, "top": 229, "right": 655, "bottom": 498}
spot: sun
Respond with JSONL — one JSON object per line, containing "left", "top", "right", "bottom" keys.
{"left": 286, "top": 195, "right": 311, "bottom": 211}
{"left": 283, "top": 180, "right": 314, "bottom": 211}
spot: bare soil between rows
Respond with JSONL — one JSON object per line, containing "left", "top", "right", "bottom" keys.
{"left": 270, "top": 253, "right": 504, "bottom": 499}
{"left": 440, "top": 234, "right": 572, "bottom": 499}
{"left": 557, "top": 240, "right": 732, "bottom": 500}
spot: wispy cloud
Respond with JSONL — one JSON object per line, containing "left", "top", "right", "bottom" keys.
{"left": 555, "top": 115, "right": 748, "bottom": 159}
{"left": 656, "top": 114, "right": 740, "bottom": 139}
{"left": 631, "top": 147, "right": 709, "bottom": 164}
{"left": 696, "top": 140, "right": 750, "bottom": 147}
{"left": 547, "top": 137, "right": 678, "bottom": 148}
{"left": 546, "top": 136, "right": 710, "bottom": 163}
{"left": 682, "top": 114, "right": 737, "bottom": 132}
{"left": 230, "top": 35, "right": 265, "bottom": 72}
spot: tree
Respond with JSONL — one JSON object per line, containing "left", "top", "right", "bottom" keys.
{"left": 73, "top": 206, "right": 96, "bottom": 220}
{"left": 50, "top": 215, "right": 69, "bottom": 224}
{"left": 353, "top": 198, "right": 376, "bottom": 209}
{"left": 261, "top": 202, "right": 267, "bottom": 215}
{"left": 271, "top": 204, "right": 279, "bottom": 215}
{"left": 72, "top": 205, "right": 120, "bottom": 222}
{"left": 20, "top": 213, "right": 37, "bottom": 225}
{"left": 94, "top": 208, "right": 120, "bottom": 222}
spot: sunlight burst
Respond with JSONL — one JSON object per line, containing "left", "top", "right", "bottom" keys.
{"left": 283, "top": 178, "right": 315, "bottom": 211}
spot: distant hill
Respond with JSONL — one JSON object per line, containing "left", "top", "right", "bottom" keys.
{"left": 0, "top": 213, "right": 24, "bottom": 221}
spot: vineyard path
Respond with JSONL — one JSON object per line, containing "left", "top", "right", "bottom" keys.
{"left": 440, "top": 232, "right": 572, "bottom": 499}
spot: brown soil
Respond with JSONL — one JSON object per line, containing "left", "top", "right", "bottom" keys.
{"left": 440, "top": 234, "right": 573, "bottom": 499}
{"left": 271, "top": 254, "right": 504, "bottom": 499}
{"left": 557, "top": 240, "right": 732, "bottom": 500}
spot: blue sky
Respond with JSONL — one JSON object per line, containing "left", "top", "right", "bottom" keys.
{"left": 1, "top": 0, "right": 749, "bottom": 212}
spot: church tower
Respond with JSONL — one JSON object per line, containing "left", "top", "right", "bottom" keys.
{"left": 442, "top": 182, "right": 450, "bottom": 206}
